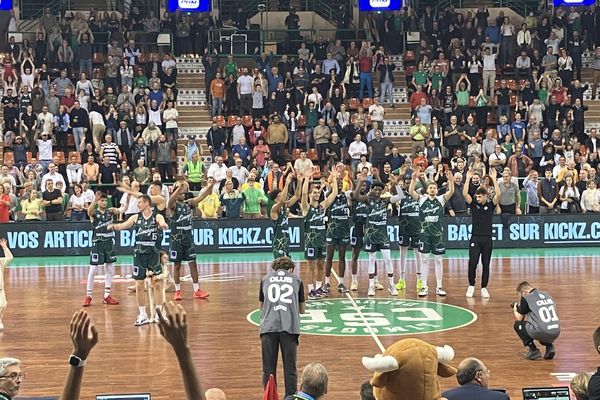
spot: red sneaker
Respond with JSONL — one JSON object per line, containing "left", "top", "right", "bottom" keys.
{"left": 174, "top": 290, "right": 182, "bottom": 300}
{"left": 193, "top": 289, "right": 209, "bottom": 299}
{"left": 83, "top": 296, "right": 92, "bottom": 307}
{"left": 103, "top": 295, "right": 119, "bottom": 305}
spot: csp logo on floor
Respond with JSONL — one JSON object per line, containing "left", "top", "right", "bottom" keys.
{"left": 247, "top": 298, "right": 477, "bottom": 336}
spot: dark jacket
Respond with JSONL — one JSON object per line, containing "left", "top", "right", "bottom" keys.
{"left": 590, "top": 368, "right": 600, "bottom": 400}
{"left": 378, "top": 63, "right": 396, "bottom": 83}
{"left": 443, "top": 383, "right": 510, "bottom": 400}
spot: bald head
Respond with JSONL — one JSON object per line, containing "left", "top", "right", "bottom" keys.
{"left": 456, "top": 357, "right": 487, "bottom": 387}
{"left": 205, "top": 388, "right": 227, "bottom": 400}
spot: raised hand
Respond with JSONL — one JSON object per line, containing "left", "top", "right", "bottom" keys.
{"left": 156, "top": 301, "right": 189, "bottom": 351}
{"left": 69, "top": 310, "right": 99, "bottom": 360}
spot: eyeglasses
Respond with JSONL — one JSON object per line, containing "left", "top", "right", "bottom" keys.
{"left": 0, "top": 372, "right": 25, "bottom": 381}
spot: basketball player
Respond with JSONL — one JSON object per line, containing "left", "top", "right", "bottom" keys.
{"left": 353, "top": 180, "right": 398, "bottom": 297}
{"left": 83, "top": 192, "right": 121, "bottom": 307}
{"left": 389, "top": 171, "right": 423, "bottom": 292}
{"left": 300, "top": 167, "right": 341, "bottom": 299}
{"left": 408, "top": 167, "right": 455, "bottom": 297}
{"left": 324, "top": 166, "right": 352, "bottom": 293}
{"left": 0, "top": 238, "right": 13, "bottom": 330}
{"left": 109, "top": 194, "right": 169, "bottom": 326}
{"left": 513, "top": 281, "right": 561, "bottom": 360}
{"left": 167, "top": 179, "right": 215, "bottom": 300}
{"left": 349, "top": 180, "right": 371, "bottom": 292}
{"left": 463, "top": 168, "right": 500, "bottom": 298}
{"left": 259, "top": 256, "right": 305, "bottom": 398}
{"left": 118, "top": 181, "right": 167, "bottom": 215}
{"left": 148, "top": 251, "right": 169, "bottom": 323}
{"left": 269, "top": 173, "right": 300, "bottom": 259}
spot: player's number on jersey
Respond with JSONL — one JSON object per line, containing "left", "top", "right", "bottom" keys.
{"left": 267, "top": 283, "right": 294, "bottom": 304}
{"left": 538, "top": 305, "right": 559, "bottom": 323}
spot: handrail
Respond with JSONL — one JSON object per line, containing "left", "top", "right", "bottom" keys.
{"left": 18, "top": 0, "right": 64, "bottom": 31}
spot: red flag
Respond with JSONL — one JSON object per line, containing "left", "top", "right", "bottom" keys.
{"left": 263, "top": 374, "right": 280, "bottom": 400}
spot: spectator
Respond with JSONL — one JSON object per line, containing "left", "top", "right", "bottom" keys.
{"left": 290, "top": 363, "right": 328, "bottom": 400}
{"left": 559, "top": 175, "right": 581, "bottom": 214}
{"left": 20, "top": 189, "right": 43, "bottom": 221}
{"left": 581, "top": 180, "right": 600, "bottom": 213}
{"left": 442, "top": 357, "right": 509, "bottom": 400}
{"left": 267, "top": 115, "right": 289, "bottom": 165}
{"left": 198, "top": 180, "right": 221, "bottom": 219}
{"left": 42, "top": 180, "right": 63, "bottom": 220}
{"left": 571, "top": 372, "right": 591, "bottom": 400}
{"left": 155, "top": 134, "right": 177, "bottom": 182}
{"left": 522, "top": 170, "right": 540, "bottom": 214}
{"left": 66, "top": 156, "right": 83, "bottom": 186}
{"left": 0, "top": 357, "right": 22, "bottom": 399}
{"left": 240, "top": 173, "right": 267, "bottom": 219}
{"left": 498, "top": 170, "right": 521, "bottom": 215}
{"left": 538, "top": 168, "right": 559, "bottom": 214}
{"left": 219, "top": 180, "right": 245, "bottom": 218}
{"left": 210, "top": 72, "right": 225, "bottom": 117}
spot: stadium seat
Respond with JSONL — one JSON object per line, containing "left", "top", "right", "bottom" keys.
{"left": 297, "top": 131, "right": 306, "bottom": 144}
{"left": 3, "top": 152, "right": 14, "bottom": 165}
{"left": 67, "top": 133, "right": 75, "bottom": 147}
{"left": 291, "top": 149, "right": 301, "bottom": 160}
{"left": 348, "top": 98, "right": 360, "bottom": 110}
{"left": 312, "top": 165, "right": 321, "bottom": 179}
{"left": 53, "top": 151, "right": 66, "bottom": 164}
{"left": 93, "top": 53, "right": 105, "bottom": 64}
{"left": 403, "top": 50, "right": 415, "bottom": 62}
{"left": 297, "top": 115, "right": 306, "bottom": 127}
{"left": 227, "top": 115, "right": 237, "bottom": 127}
{"left": 468, "top": 96, "right": 476, "bottom": 108}
{"left": 241, "top": 115, "right": 253, "bottom": 128}
{"left": 307, "top": 148, "right": 318, "bottom": 161}
{"left": 68, "top": 151, "right": 81, "bottom": 164}
{"left": 26, "top": 152, "right": 32, "bottom": 164}
{"left": 362, "top": 98, "right": 373, "bottom": 109}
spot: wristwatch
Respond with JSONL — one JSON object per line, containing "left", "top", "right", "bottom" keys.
{"left": 68, "top": 355, "right": 86, "bottom": 367}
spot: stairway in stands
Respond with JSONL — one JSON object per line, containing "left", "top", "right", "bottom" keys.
{"left": 581, "top": 52, "right": 600, "bottom": 131}
{"left": 175, "top": 57, "right": 212, "bottom": 170}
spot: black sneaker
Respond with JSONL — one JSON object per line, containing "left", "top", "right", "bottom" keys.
{"left": 307, "top": 289, "right": 317, "bottom": 300}
{"left": 525, "top": 349, "right": 542, "bottom": 360}
{"left": 338, "top": 283, "right": 349, "bottom": 293}
{"left": 315, "top": 288, "right": 327, "bottom": 298}
{"left": 544, "top": 344, "right": 556, "bottom": 360}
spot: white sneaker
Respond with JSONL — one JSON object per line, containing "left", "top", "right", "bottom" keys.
{"left": 374, "top": 280, "right": 384, "bottom": 290}
{"left": 134, "top": 314, "right": 150, "bottom": 326}
{"left": 0, "top": 321, "right": 4, "bottom": 330}
{"left": 350, "top": 281, "right": 358, "bottom": 291}
{"left": 481, "top": 288, "right": 490, "bottom": 298}
{"left": 367, "top": 286, "right": 376, "bottom": 296}
{"left": 436, "top": 287, "right": 447, "bottom": 296}
{"left": 466, "top": 286, "right": 475, "bottom": 298}
{"left": 418, "top": 286, "right": 429, "bottom": 297}
{"left": 388, "top": 282, "right": 398, "bottom": 296}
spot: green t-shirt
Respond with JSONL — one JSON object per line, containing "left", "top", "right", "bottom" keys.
{"left": 430, "top": 72, "right": 444, "bottom": 91}
{"left": 224, "top": 62, "right": 238, "bottom": 78}
{"left": 456, "top": 90, "right": 470, "bottom": 106}
{"left": 413, "top": 71, "right": 428, "bottom": 86}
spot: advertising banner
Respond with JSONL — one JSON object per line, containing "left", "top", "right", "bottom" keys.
{"left": 0, "top": 214, "right": 598, "bottom": 256}
{"left": 166, "top": 0, "right": 210, "bottom": 13}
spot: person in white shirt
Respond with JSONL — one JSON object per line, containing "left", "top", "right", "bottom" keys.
{"left": 336, "top": 104, "right": 350, "bottom": 140}
{"left": 237, "top": 67, "right": 254, "bottom": 115}
{"left": 229, "top": 158, "right": 249, "bottom": 185}
{"left": 349, "top": 134, "right": 368, "bottom": 173}
{"left": 119, "top": 178, "right": 141, "bottom": 218}
{"left": 89, "top": 110, "right": 106, "bottom": 151}
{"left": 41, "top": 163, "right": 66, "bottom": 192}
{"left": 368, "top": 97, "right": 385, "bottom": 124}
{"left": 66, "top": 156, "right": 83, "bottom": 186}
{"left": 580, "top": 180, "right": 600, "bottom": 213}
{"left": 516, "top": 51, "right": 531, "bottom": 80}
{"left": 207, "top": 156, "right": 229, "bottom": 194}
{"left": 0, "top": 166, "right": 16, "bottom": 191}
{"left": 482, "top": 47, "right": 497, "bottom": 98}
{"left": 81, "top": 181, "right": 95, "bottom": 204}
{"left": 293, "top": 151, "right": 314, "bottom": 176}
{"left": 35, "top": 131, "right": 55, "bottom": 172}
{"left": 163, "top": 100, "right": 179, "bottom": 142}
{"left": 37, "top": 105, "right": 54, "bottom": 134}
{"left": 230, "top": 117, "right": 246, "bottom": 147}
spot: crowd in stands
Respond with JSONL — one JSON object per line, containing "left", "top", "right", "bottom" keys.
{"left": 2, "top": 5, "right": 600, "bottom": 223}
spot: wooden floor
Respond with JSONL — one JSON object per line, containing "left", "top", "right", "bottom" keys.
{"left": 1, "top": 249, "right": 600, "bottom": 400}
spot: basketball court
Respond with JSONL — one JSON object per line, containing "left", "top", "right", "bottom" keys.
{"left": 1, "top": 248, "right": 599, "bottom": 399}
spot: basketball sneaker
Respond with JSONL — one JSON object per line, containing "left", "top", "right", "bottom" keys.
{"left": 350, "top": 281, "right": 358, "bottom": 291}
{"left": 337, "top": 283, "right": 349, "bottom": 293}
{"left": 374, "top": 279, "right": 384, "bottom": 290}
{"left": 174, "top": 290, "right": 183, "bottom": 301}
{"left": 395, "top": 279, "right": 406, "bottom": 290}
{"left": 82, "top": 296, "right": 92, "bottom": 307}
{"left": 0, "top": 321, "right": 4, "bottom": 330}
{"left": 193, "top": 289, "right": 209, "bottom": 299}
{"left": 544, "top": 344, "right": 556, "bottom": 360}
{"left": 323, "top": 283, "right": 330, "bottom": 293}
{"left": 418, "top": 286, "right": 429, "bottom": 297}
{"left": 367, "top": 285, "right": 376, "bottom": 296}
{"left": 465, "top": 286, "right": 475, "bottom": 298}
{"left": 308, "top": 290, "right": 317, "bottom": 300}
{"left": 388, "top": 283, "right": 398, "bottom": 296}
{"left": 525, "top": 348, "right": 542, "bottom": 360}
{"left": 103, "top": 295, "right": 119, "bottom": 305}
{"left": 481, "top": 288, "right": 490, "bottom": 298}
{"left": 416, "top": 278, "right": 424, "bottom": 291}
{"left": 134, "top": 314, "right": 150, "bottom": 326}
{"left": 436, "top": 287, "right": 447, "bottom": 296}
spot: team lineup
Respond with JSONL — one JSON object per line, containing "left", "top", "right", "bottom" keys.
{"left": 75, "top": 162, "right": 502, "bottom": 328}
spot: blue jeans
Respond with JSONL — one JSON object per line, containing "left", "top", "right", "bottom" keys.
{"left": 212, "top": 97, "right": 223, "bottom": 117}
{"left": 380, "top": 81, "right": 393, "bottom": 104}
{"left": 288, "top": 130, "right": 298, "bottom": 154}
{"left": 72, "top": 127, "right": 85, "bottom": 152}
{"left": 305, "top": 127, "right": 314, "bottom": 151}
{"left": 79, "top": 59, "right": 92, "bottom": 76}
{"left": 497, "top": 104, "right": 511, "bottom": 120}
{"left": 359, "top": 72, "right": 373, "bottom": 99}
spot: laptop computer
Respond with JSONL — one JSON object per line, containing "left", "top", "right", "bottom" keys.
{"left": 96, "top": 395, "right": 151, "bottom": 400}
{"left": 522, "top": 386, "right": 571, "bottom": 400}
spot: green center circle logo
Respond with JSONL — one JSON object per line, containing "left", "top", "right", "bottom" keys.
{"left": 247, "top": 298, "right": 478, "bottom": 336}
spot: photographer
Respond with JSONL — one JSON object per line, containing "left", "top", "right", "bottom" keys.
{"left": 513, "top": 281, "right": 561, "bottom": 360}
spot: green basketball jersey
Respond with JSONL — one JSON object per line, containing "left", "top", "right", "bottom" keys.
{"left": 352, "top": 197, "right": 369, "bottom": 224}
{"left": 398, "top": 191, "right": 421, "bottom": 237}
{"left": 326, "top": 194, "right": 350, "bottom": 239}
{"left": 273, "top": 206, "right": 290, "bottom": 251}
{"left": 134, "top": 213, "right": 161, "bottom": 255}
{"left": 364, "top": 198, "right": 389, "bottom": 244}
{"left": 169, "top": 202, "right": 193, "bottom": 243}
{"left": 305, "top": 204, "right": 326, "bottom": 248}
{"left": 92, "top": 209, "right": 115, "bottom": 243}
{"left": 418, "top": 195, "right": 446, "bottom": 237}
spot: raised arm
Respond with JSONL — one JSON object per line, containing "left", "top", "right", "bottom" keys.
{"left": 87, "top": 191, "right": 101, "bottom": 219}
{"left": 463, "top": 169, "right": 473, "bottom": 204}
{"left": 187, "top": 179, "right": 216, "bottom": 208}
{"left": 109, "top": 214, "right": 138, "bottom": 231}
{"left": 408, "top": 166, "right": 421, "bottom": 201}
{"left": 490, "top": 168, "right": 501, "bottom": 206}
{"left": 0, "top": 238, "right": 13, "bottom": 265}
{"left": 300, "top": 170, "right": 311, "bottom": 216}
{"left": 271, "top": 173, "right": 293, "bottom": 220}
{"left": 443, "top": 170, "right": 455, "bottom": 202}
{"left": 352, "top": 178, "right": 369, "bottom": 203}
{"left": 167, "top": 181, "right": 186, "bottom": 212}
{"left": 322, "top": 165, "right": 341, "bottom": 209}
